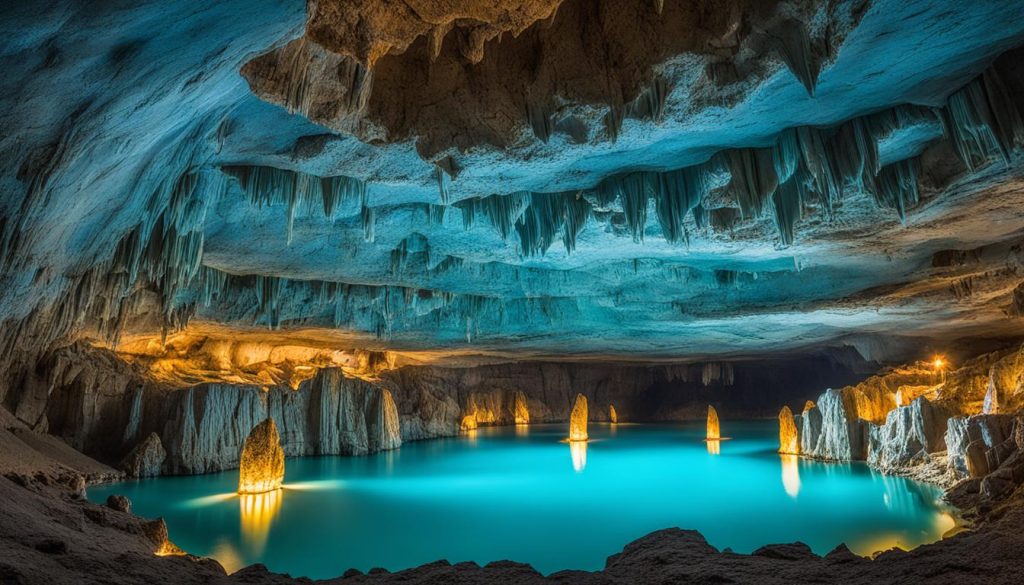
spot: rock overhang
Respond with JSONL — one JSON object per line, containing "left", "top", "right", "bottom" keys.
{"left": 3, "top": 0, "right": 1024, "bottom": 366}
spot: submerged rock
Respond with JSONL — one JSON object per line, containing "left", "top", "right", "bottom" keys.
{"left": 568, "top": 394, "right": 588, "bottom": 442}
{"left": 778, "top": 406, "right": 800, "bottom": 455}
{"left": 238, "top": 418, "right": 285, "bottom": 494}
{"left": 119, "top": 432, "right": 166, "bottom": 478}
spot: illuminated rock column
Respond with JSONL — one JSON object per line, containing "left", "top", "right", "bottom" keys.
{"left": 568, "top": 393, "right": 588, "bottom": 441}
{"left": 238, "top": 418, "right": 285, "bottom": 494}
{"left": 706, "top": 405, "right": 720, "bottom": 441}
{"left": 778, "top": 405, "right": 800, "bottom": 454}
{"left": 514, "top": 391, "right": 530, "bottom": 424}
{"left": 609, "top": 404, "right": 618, "bottom": 424}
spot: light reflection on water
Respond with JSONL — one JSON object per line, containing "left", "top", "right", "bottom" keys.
{"left": 89, "top": 422, "right": 955, "bottom": 578}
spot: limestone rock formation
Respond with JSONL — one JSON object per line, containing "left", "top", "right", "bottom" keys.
{"left": 238, "top": 418, "right": 285, "bottom": 494}
{"left": 370, "top": 388, "right": 402, "bottom": 452}
{"left": 799, "top": 400, "right": 820, "bottom": 456}
{"left": 706, "top": 406, "right": 721, "bottom": 441}
{"left": 777, "top": 406, "right": 799, "bottom": 455}
{"left": 119, "top": 432, "right": 166, "bottom": 478}
{"left": 568, "top": 394, "right": 588, "bottom": 442}
{"left": 946, "top": 414, "right": 1018, "bottom": 479}
{"left": 866, "top": 397, "right": 949, "bottom": 470}
{"left": 801, "top": 389, "right": 866, "bottom": 460}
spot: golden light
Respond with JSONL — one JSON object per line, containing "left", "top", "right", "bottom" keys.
{"left": 513, "top": 391, "right": 530, "bottom": 425}
{"left": 706, "top": 405, "right": 721, "bottom": 441}
{"left": 460, "top": 414, "right": 478, "bottom": 431}
{"left": 239, "top": 489, "right": 282, "bottom": 556}
{"left": 706, "top": 440, "right": 720, "bottom": 455}
{"left": 780, "top": 454, "right": 801, "bottom": 497}
{"left": 609, "top": 404, "right": 618, "bottom": 424}
{"left": 932, "top": 356, "right": 945, "bottom": 370}
{"left": 777, "top": 406, "right": 800, "bottom": 455}
{"left": 569, "top": 440, "right": 587, "bottom": 472}
{"left": 568, "top": 393, "right": 589, "bottom": 442}
{"left": 238, "top": 418, "right": 285, "bottom": 495}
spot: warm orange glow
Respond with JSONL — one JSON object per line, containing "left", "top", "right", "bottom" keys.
{"left": 932, "top": 356, "right": 945, "bottom": 370}
{"left": 706, "top": 405, "right": 720, "bottom": 441}
{"left": 238, "top": 418, "right": 285, "bottom": 494}
{"left": 239, "top": 489, "right": 282, "bottom": 555}
{"left": 706, "top": 439, "right": 720, "bottom": 455}
{"left": 569, "top": 440, "right": 587, "bottom": 472}
{"left": 778, "top": 406, "right": 799, "bottom": 455}
{"left": 460, "top": 414, "right": 478, "bottom": 431}
{"left": 568, "top": 393, "right": 588, "bottom": 441}
{"left": 609, "top": 404, "right": 618, "bottom": 424}
{"left": 513, "top": 391, "right": 529, "bottom": 425}
{"left": 780, "top": 454, "right": 801, "bottom": 497}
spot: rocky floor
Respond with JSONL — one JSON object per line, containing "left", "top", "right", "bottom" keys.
{"left": 3, "top": 407, "right": 1024, "bottom": 585}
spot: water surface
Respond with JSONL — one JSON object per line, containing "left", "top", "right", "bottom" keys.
{"left": 89, "top": 422, "right": 954, "bottom": 578}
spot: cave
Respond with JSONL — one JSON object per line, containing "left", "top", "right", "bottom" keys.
{"left": 3, "top": 0, "right": 1024, "bottom": 583}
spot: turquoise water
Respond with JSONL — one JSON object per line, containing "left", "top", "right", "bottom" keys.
{"left": 88, "top": 422, "right": 955, "bottom": 578}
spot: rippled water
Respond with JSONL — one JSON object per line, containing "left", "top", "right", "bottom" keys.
{"left": 88, "top": 422, "right": 955, "bottom": 578}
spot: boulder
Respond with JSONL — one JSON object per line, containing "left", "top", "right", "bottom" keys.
{"left": 105, "top": 494, "right": 131, "bottom": 513}
{"left": 120, "top": 433, "right": 166, "bottom": 478}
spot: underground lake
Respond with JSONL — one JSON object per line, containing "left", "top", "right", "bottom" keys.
{"left": 87, "top": 421, "right": 956, "bottom": 578}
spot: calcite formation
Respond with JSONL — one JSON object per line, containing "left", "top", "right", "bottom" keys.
{"left": 568, "top": 393, "right": 588, "bottom": 442}
{"left": 237, "top": 418, "right": 285, "bottom": 494}
{"left": 706, "top": 406, "right": 721, "bottom": 441}
{"left": 777, "top": 406, "right": 800, "bottom": 455}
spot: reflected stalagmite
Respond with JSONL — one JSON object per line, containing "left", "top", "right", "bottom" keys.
{"left": 778, "top": 405, "right": 800, "bottom": 454}
{"left": 238, "top": 418, "right": 285, "bottom": 494}
{"left": 706, "top": 405, "right": 720, "bottom": 441}
{"left": 569, "top": 440, "right": 587, "bottom": 472}
{"left": 568, "top": 393, "right": 588, "bottom": 441}
{"left": 239, "top": 488, "right": 282, "bottom": 554}
{"left": 780, "top": 454, "right": 801, "bottom": 497}
{"left": 609, "top": 404, "right": 618, "bottom": 424}
{"left": 514, "top": 391, "right": 529, "bottom": 424}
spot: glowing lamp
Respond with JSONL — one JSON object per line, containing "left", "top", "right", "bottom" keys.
{"left": 238, "top": 418, "right": 285, "bottom": 494}
{"left": 778, "top": 406, "right": 799, "bottom": 455}
{"left": 706, "top": 405, "right": 721, "bottom": 441}
{"left": 932, "top": 357, "right": 945, "bottom": 370}
{"left": 568, "top": 393, "right": 588, "bottom": 442}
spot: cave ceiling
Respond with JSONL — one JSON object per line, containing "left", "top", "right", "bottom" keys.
{"left": 3, "top": 0, "right": 1024, "bottom": 365}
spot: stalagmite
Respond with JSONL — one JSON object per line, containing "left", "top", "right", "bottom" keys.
{"left": 778, "top": 406, "right": 800, "bottom": 454}
{"left": 609, "top": 404, "right": 618, "bottom": 424}
{"left": 513, "top": 391, "right": 529, "bottom": 424}
{"left": 706, "top": 405, "right": 721, "bottom": 441}
{"left": 568, "top": 393, "right": 588, "bottom": 441}
{"left": 238, "top": 418, "right": 285, "bottom": 494}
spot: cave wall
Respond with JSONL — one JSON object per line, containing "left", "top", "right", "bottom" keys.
{"left": 1, "top": 342, "right": 867, "bottom": 477}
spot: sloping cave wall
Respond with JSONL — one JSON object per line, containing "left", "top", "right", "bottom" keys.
{"left": 1, "top": 342, "right": 869, "bottom": 477}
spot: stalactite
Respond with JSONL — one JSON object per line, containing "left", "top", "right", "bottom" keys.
{"left": 940, "top": 66, "right": 1024, "bottom": 170}
{"left": 771, "top": 173, "right": 807, "bottom": 245}
{"left": 727, "top": 148, "right": 778, "bottom": 218}
{"left": 629, "top": 76, "right": 669, "bottom": 123}
{"left": 604, "top": 103, "right": 624, "bottom": 143}
{"left": 526, "top": 100, "right": 554, "bottom": 144}
{"left": 428, "top": 204, "right": 447, "bottom": 225}
{"left": 871, "top": 158, "right": 920, "bottom": 223}
{"left": 768, "top": 19, "right": 821, "bottom": 96}
{"left": 653, "top": 164, "right": 713, "bottom": 244}
{"left": 514, "top": 191, "right": 592, "bottom": 256}
{"left": 360, "top": 205, "right": 375, "bottom": 242}
{"left": 224, "top": 165, "right": 367, "bottom": 243}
